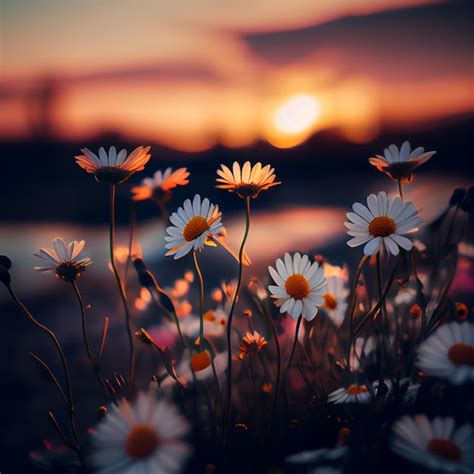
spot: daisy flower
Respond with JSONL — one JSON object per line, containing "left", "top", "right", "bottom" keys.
{"left": 238, "top": 331, "right": 268, "bottom": 360}
{"left": 369, "top": 141, "right": 436, "bottom": 183}
{"left": 322, "top": 263, "right": 349, "bottom": 327}
{"left": 268, "top": 252, "right": 326, "bottom": 321}
{"left": 327, "top": 384, "right": 371, "bottom": 404}
{"left": 417, "top": 322, "right": 474, "bottom": 385}
{"left": 216, "top": 161, "right": 280, "bottom": 199}
{"left": 345, "top": 191, "right": 422, "bottom": 256}
{"left": 165, "top": 194, "right": 223, "bottom": 260}
{"left": 34, "top": 238, "right": 92, "bottom": 281}
{"left": 90, "top": 390, "right": 191, "bottom": 474}
{"left": 75, "top": 145, "right": 151, "bottom": 184}
{"left": 131, "top": 168, "right": 190, "bottom": 201}
{"left": 391, "top": 415, "right": 473, "bottom": 473}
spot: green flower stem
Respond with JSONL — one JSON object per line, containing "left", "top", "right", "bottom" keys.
{"left": 7, "top": 286, "right": 84, "bottom": 465}
{"left": 224, "top": 195, "right": 251, "bottom": 442}
{"left": 71, "top": 281, "right": 110, "bottom": 397}
{"left": 192, "top": 250, "right": 205, "bottom": 349}
{"left": 397, "top": 179, "right": 405, "bottom": 201}
{"left": 109, "top": 184, "right": 135, "bottom": 387}
{"left": 346, "top": 255, "right": 368, "bottom": 368}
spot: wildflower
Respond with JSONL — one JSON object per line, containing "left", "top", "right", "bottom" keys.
{"left": 262, "top": 383, "right": 272, "bottom": 394}
{"left": 165, "top": 194, "right": 223, "bottom": 259}
{"left": 191, "top": 351, "right": 211, "bottom": 372}
{"left": 322, "top": 263, "right": 349, "bottom": 327}
{"left": 368, "top": 141, "right": 436, "bottom": 183}
{"left": 391, "top": 415, "right": 473, "bottom": 473}
{"left": 268, "top": 252, "right": 326, "bottom": 321}
{"left": 327, "top": 384, "right": 371, "bottom": 404}
{"left": 345, "top": 191, "right": 422, "bottom": 256}
{"left": 131, "top": 167, "right": 190, "bottom": 201}
{"left": 75, "top": 145, "right": 151, "bottom": 184}
{"left": 90, "top": 390, "right": 191, "bottom": 473}
{"left": 238, "top": 331, "right": 268, "bottom": 360}
{"left": 34, "top": 238, "right": 92, "bottom": 281}
{"left": 455, "top": 303, "right": 469, "bottom": 321}
{"left": 417, "top": 322, "right": 474, "bottom": 385}
{"left": 216, "top": 161, "right": 280, "bottom": 199}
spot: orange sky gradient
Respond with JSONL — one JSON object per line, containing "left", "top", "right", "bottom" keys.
{"left": 0, "top": 0, "right": 472, "bottom": 151}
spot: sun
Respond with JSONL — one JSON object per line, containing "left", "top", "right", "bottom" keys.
{"left": 274, "top": 94, "right": 321, "bottom": 135}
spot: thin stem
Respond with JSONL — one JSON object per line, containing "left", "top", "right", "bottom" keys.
{"left": 346, "top": 255, "right": 368, "bottom": 368}
{"left": 264, "top": 304, "right": 281, "bottom": 432}
{"left": 224, "top": 196, "right": 251, "bottom": 441}
{"left": 29, "top": 352, "right": 68, "bottom": 407}
{"left": 156, "top": 198, "right": 170, "bottom": 221}
{"left": 397, "top": 180, "right": 405, "bottom": 201}
{"left": 71, "top": 281, "right": 109, "bottom": 397}
{"left": 124, "top": 199, "right": 136, "bottom": 286}
{"left": 7, "top": 286, "right": 83, "bottom": 460}
{"left": 192, "top": 250, "right": 205, "bottom": 349}
{"left": 376, "top": 253, "right": 387, "bottom": 381}
{"left": 109, "top": 184, "right": 135, "bottom": 386}
{"left": 48, "top": 411, "right": 76, "bottom": 453}
{"left": 283, "top": 316, "right": 303, "bottom": 391}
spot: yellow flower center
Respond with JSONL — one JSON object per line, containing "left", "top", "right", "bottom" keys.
{"left": 285, "top": 274, "right": 310, "bottom": 300}
{"left": 323, "top": 293, "right": 338, "bottom": 311}
{"left": 368, "top": 216, "right": 397, "bottom": 237}
{"left": 346, "top": 384, "right": 368, "bottom": 395}
{"left": 125, "top": 424, "right": 159, "bottom": 460}
{"left": 182, "top": 216, "right": 209, "bottom": 241}
{"left": 427, "top": 438, "right": 461, "bottom": 462}
{"left": 448, "top": 343, "right": 474, "bottom": 366}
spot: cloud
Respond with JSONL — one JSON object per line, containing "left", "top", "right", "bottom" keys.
{"left": 242, "top": 0, "right": 473, "bottom": 82}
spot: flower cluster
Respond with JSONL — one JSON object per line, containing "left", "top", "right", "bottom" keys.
{"left": 3, "top": 137, "right": 473, "bottom": 474}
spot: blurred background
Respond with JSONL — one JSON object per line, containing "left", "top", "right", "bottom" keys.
{"left": 0, "top": 0, "right": 473, "bottom": 471}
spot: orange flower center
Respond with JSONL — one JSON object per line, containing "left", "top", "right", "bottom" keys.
{"left": 427, "top": 438, "right": 462, "bottom": 462}
{"left": 125, "top": 424, "right": 159, "bottom": 460}
{"left": 182, "top": 216, "right": 210, "bottom": 241}
{"left": 346, "top": 384, "right": 368, "bottom": 395}
{"left": 368, "top": 216, "right": 397, "bottom": 237}
{"left": 285, "top": 274, "right": 310, "bottom": 300}
{"left": 191, "top": 351, "right": 211, "bottom": 372}
{"left": 323, "top": 293, "right": 338, "bottom": 311}
{"left": 448, "top": 343, "right": 474, "bottom": 366}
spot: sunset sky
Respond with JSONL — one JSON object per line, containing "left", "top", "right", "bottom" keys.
{"left": 1, "top": 0, "right": 472, "bottom": 151}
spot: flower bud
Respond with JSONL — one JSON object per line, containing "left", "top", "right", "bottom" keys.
{"left": 0, "top": 255, "right": 12, "bottom": 286}
{"left": 449, "top": 187, "right": 465, "bottom": 206}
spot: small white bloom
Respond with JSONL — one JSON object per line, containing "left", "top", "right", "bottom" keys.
{"left": 131, "top": 167, "right": 190, "bottom": 201}
{"left": 34, "top": 238, "right": 92, "bottom": 281}
{"left": 165, "top": 194, "right": 223, "bottom": 259}
{"left": 369, "top": 140, "right": 436, "bottom": 182}
{"left": 391, "top": 415, "right": 473, "bottom": 473}
{"left": 327, "top": 384, "right": 371, "bottom": 404}
{"left": 322, "top": 263, "right": 349, "bottom": 327}
{"left": 345, "top": 191, "right": 422, "bottom": 256}
{"left": 417, "top": 322, "right": 474, "bottom": 385}
{"left": 90, "top": 390, "right": 191, "bottom": 473}
{"left": 268, "top": 252, "right": 326, "bottom": 321}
